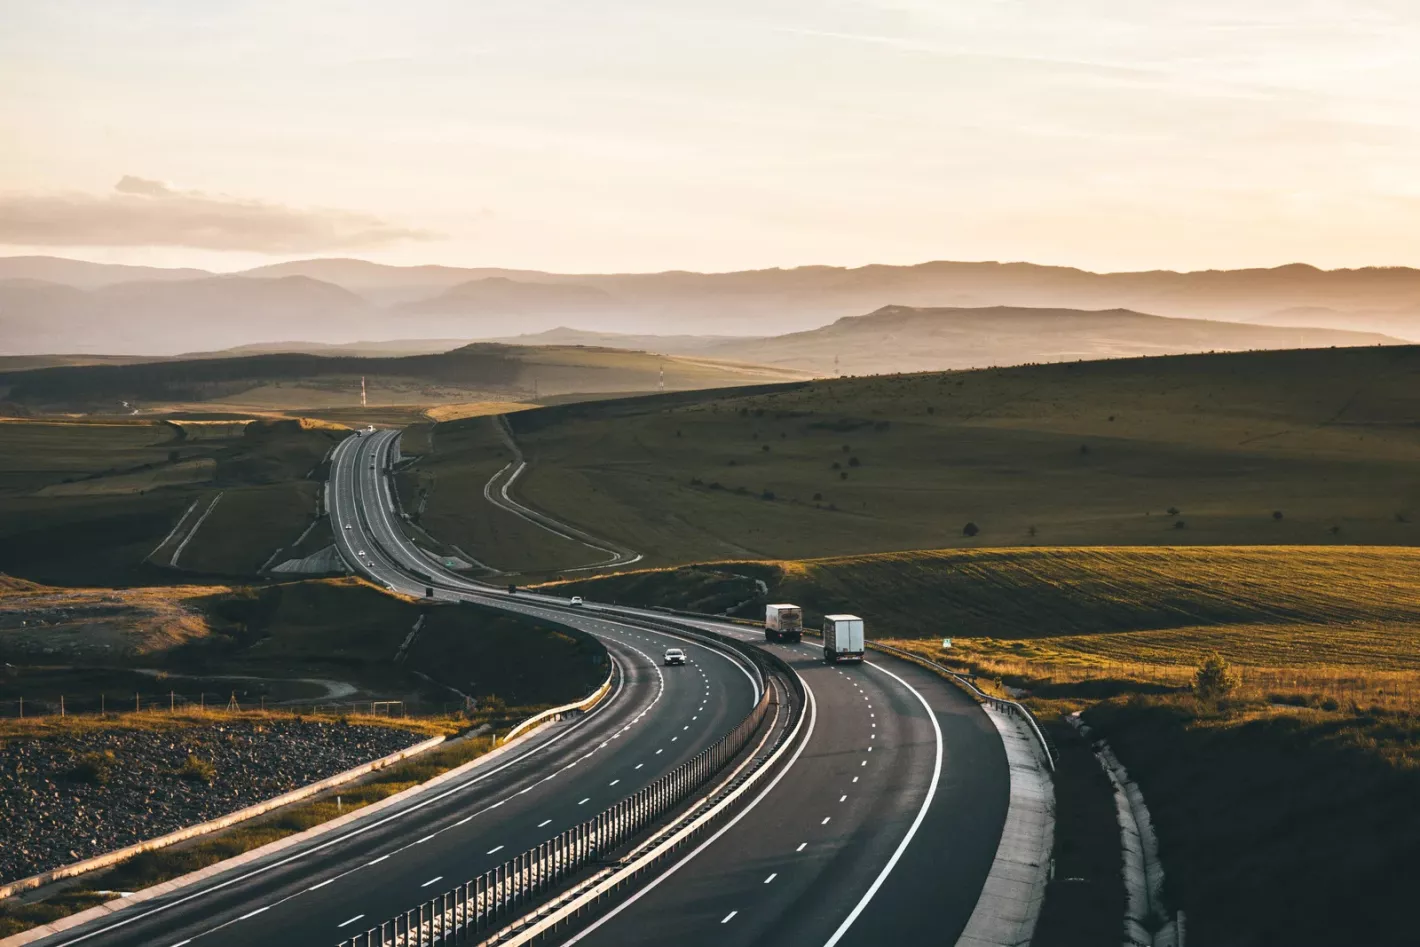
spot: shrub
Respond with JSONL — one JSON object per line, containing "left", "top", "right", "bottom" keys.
{"left": 761, "top": 489, "right": 776, "bottom": 501}
{"left": 841, "top": 444, "right": 851, "bottom": 453}
{"left": 761, "top": 444, "right": 770, "bottom": 452}
{"left": 1194, "top": 652, "right": 1241, "bottom": 698}
{"left": 840, "top": 471, "right": 848, "bottom": 480}
{"left": 963, "top": 522, "right": 980, "bottom": 537}
{"left": 1273, "top": 510, "right": 1283, "bottom": 520}
{"left": 1167, "top": 506, "right": 1180, "bottom": 516}
{"left": 178, "top": 755, "right": 216, "bottom": 784}
{"left": 1174, "top": 520, "right": 1186, "bottom": 530}
{"left": 848, "top": 456, "right": 861, "bottom": 467}
{"left": 831, "top": 461, "right": 841, "bottom": 469}
{"left": 812, "top": 492, "right": 823, "bottom": 501}
{"left": 67, "top": 751, "right": 116, "bottom": 786}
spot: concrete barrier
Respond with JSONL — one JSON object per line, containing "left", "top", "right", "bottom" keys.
{"left": 501, "top": 665, "right": 615, "bottom": 744}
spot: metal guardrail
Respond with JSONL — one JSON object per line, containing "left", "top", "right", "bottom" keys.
{"left": 336, "top": 667, "right": 778, "bottom": 947}
{"left": 868, "top": 642, "right": 1057, "bottom": 771}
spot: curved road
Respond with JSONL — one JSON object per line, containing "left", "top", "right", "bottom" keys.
{"left": 24, "top": 435, "right": 757, "bottom": 947}
{"left": 349, "top": 430, "right": 1012, "bottom": 947}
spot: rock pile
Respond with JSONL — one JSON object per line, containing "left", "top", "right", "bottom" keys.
{"left": 0, "top": 718, "right": 421, "bottom": 884}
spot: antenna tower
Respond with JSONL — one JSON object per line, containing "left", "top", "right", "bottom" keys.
{"left": 361, "top": 376, "right": 367, "bottom": 407}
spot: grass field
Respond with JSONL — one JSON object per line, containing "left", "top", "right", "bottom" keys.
{"left": 398, "top": 416, "right": 597, "bottom": 574}
{"left": 2, "top": 576, "right": 609, "bottom": 715}
{"left": 427, "top": 346, "right": 1420, "bottom": 570}
{"left": 550, "top": 545, "right": 1420, "bottom": 711}
{"left": 0, "top": 417, "right": 341, "bottom": 585}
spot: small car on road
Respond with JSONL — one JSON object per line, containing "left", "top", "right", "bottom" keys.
{"left": 664, "top": 648, "right": 686, "bottom": 666}
{"left": 570, "top": 596, "right": 584, "bottom": 606}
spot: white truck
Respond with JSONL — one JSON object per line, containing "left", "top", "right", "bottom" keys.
{"left": 822, "top": 614, "right": 865, "bottom": 664}
{"left": 764, "top": 603, "right": 803, "bottom": 643}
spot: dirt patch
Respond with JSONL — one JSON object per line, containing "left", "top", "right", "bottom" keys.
{"left": 0, "top": 579, "right": 216, "bottom": 660}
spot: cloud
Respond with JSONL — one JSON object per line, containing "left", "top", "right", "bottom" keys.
{"left": 0, "top": 178, "right": 436, "bottom": 252}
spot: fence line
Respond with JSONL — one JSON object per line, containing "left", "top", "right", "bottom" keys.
{"left": 0, "top": 695, "right": 420, "bottom": 721}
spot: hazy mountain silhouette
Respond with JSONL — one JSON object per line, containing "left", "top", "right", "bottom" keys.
{"left": 6, "top": 255, "right": 1420, "bottom": 354}
{"left": 694, "top": 305, "right": 1401, "bottom": 375}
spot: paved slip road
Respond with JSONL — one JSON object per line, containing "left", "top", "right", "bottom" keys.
{"left": 345, "top": 430, "right": 1012, "bottom": 947}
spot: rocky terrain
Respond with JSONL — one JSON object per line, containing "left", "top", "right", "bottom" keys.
{"left": 0, "top": 718, "right": 422, "bottom": 884}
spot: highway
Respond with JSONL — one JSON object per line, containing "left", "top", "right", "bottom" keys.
{"left": 333, "top": 430, "right": 1010, "bottom": 947}
{"left": 24, "top": 434, "right": 759, "bottom": 947}
{"left": 27, "top": 427, "right": 1010, "bottom": 947}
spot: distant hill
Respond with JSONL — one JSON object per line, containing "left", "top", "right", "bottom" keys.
{"left": 398, "top": 278, "right": 616, "bottom": 333}
{"left": 488, "top": 327, "right": 746, "bottom": 354}
{"left": 0, "top": 257, "right": 211, "bottom": 288}
{"left": 694, "top": 305, "right": 1402, "bottom": 374}
{"left": 0, "top": 275, "right": 378, "bottom": 354}
{"left": 8, "top": 254, "right": 1420, "bottom": 354}
{"left": 0, "top": 343, "right": 809, "bottom": 412}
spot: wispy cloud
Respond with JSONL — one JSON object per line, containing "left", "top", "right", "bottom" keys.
{"left": 0, "top": 177, "right": 437, "bottom": 252}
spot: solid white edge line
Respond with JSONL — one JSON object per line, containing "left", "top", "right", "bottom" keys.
{"left": 561, "top": 674, "right": 818, "bottom": 946}
{"left": 820, "top": 661, "right": 944, "bottom": 947}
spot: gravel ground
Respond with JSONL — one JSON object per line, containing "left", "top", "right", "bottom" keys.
{"left": 0, "top": 719, "right": 422, "bottom": 884}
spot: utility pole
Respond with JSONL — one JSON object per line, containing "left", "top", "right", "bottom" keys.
{"left": 659, "top": 365, "right": 665, "bottom": 392}
{"left": 361, "top": 376, "right": 367, "bottom": 408}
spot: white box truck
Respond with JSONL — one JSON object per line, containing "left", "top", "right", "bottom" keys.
{"left": 822, "top": 614, "right": 865, "bottom": 664}
{"left": 764, "top": 604, "right": 803, "bottom": 643}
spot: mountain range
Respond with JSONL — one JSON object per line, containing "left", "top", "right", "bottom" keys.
{"left": 4, "top": 254, "right": 1420, "bottom": 356}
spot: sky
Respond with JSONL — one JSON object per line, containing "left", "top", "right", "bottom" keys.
{"left": 1, "top": 0, "right": 1418, "bottom": 274}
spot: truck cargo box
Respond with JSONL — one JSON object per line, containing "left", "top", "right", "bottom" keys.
{"left": 765, "top": 603, "right": 803, "bottom": 642}
{"left": 822, "top": 614, "right": 865, "bottom": 663}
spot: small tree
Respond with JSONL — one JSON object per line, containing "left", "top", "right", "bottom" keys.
{"left": 1194, "top": 652, "right": 1240, "bottom": 698}
{"left": 1272, "top": 510, "right": 1283, "bottom": 520}
{"left": 963, "top": 522, "right": 980, "bottom": 538}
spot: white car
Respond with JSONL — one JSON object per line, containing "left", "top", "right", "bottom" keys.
{"left": 344, "top": 524, "right": 352, "bottom": 530}
{"left": 664, "top": 648, "right": 686, "bottom": 666}
{"left": 570, "top": 596, "right": 584, "bottom": 607}
{"left": 357, "top": 550, "right": 365, "bottom": 557}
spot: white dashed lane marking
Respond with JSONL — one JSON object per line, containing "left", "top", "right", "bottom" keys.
{"left": 722, "top": 911, "right": 738, "bottom": 924}
{"left": 337, "top": 915, "right": 364, "bottom": 928}
{"left": 421, "top": 876, "right": 443, "bottom": 888}
{"left": 537, "top": 820, "right": 552, "bottom": 828}
{"left": 487, "top": 845, "right": 505, "bottom": 854}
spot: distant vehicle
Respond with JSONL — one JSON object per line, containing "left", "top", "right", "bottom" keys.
{"left": 344, "top": 524, "right": 352, "bottom": 530}
{"left": 664, "top": 648, "right": 687, "bottom": 666}
{"left": 357, "top": 550, "right": 366, "bottom": 557}
{"left": 765, "top": 603, "right": 803, "bottom": 643}
{"left": 822, "top": 614, "right": 866, "bottom": 664}
{"left": 570, "top": 596, "right": 584, "bottom": 607}
{"left": 424, "top": 586, "right": 434, "bottom": 598}
{"left": 507, "top": 584, "right": 518, "bottom": 594}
